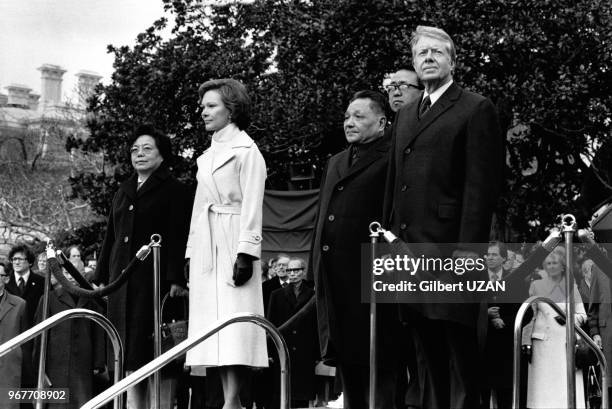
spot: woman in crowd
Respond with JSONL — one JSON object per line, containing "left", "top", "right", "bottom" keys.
{"left": 95, "top": 124, "right": 192, "bottom": 409}
{"left": 526, "top": 249, "right": 587, "bottom": 408}
{"left": 185, "top": 78, "right": 267, "bottom": 409}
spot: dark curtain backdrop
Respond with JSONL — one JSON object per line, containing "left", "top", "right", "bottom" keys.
{"left": 262, "top": 189, "right": 319, "bottom": 267}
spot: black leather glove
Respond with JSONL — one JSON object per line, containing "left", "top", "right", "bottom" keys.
{"left": 233, "top": 253, "right": 255, "bottom": 286}
{"left": 521, "top": 345, "right": 532, "bottom": 363}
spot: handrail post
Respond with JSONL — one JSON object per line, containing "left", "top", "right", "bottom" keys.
{"left": 35, "top": 249, "right": 52, "bottom": 409}
{"left": 82, "top": 313, "right": 290, "bottom": 409}
{"left": 513, "top": 296, "right": 608, "bottom": 409}
{"left": 562, "top": 214, "right": 577, "bottom": 409}
{"left": 0, "top": 309, "right": 124, "bottom": 409}
{"left": 368, "top": 222, "right": 382, "bottom": 409}
{"left": 151, "top": 234, "right": 162, "bottom": 409}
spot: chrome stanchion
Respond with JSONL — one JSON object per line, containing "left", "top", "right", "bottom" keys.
{"left": 151, "top": 233, "right": 162, "bottom": 409}
{"left": 561, "top": 214, "right": 577, "bottom": 409}
{"left": 368, "top": 222, "right": 382, "bottom": 409}
{"left": 0, "top": 308, "right": 124, "bottom": 409}
{"left": 35, "top": 240, "right": 53, "bottom": 409}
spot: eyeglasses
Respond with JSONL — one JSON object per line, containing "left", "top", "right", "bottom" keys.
{"left": 130, "top": 145, "right": 157, "bottom": 155}
{"left": 11, "top": 257, "right": 27, "bottom": 263}
{"left": 286, "top": 268, "right": 304, "bottom": 273}
{"left": 384, "top": 83, "right": 421, "bottom": 93}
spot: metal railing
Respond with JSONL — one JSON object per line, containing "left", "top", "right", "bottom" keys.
{"left": 82, "top": 312, "right": 291, "bottom": 409}
{"left": 512, "top": 296, "right": 608, "bottom": 409}
{"left": 0, "top": 308, "right": 124, "bottom": 409}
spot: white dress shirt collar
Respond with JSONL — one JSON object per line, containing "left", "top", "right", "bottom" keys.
{"left": 423, "top": 79, "right": 454, "bottom": 107}
{"left": 15, "top": 270, "right": 30, "bottom": 285}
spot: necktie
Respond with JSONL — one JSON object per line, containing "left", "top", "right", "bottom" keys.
{"left": 419, "top": 95, "right": 431, "bottom": 119}
{"left": 18, "top": 277, "right": 25, "bottom": 295}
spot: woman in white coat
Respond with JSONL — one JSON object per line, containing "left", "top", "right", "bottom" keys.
{"left": 185, "top": 78, "right": 268, "bottom": 409}
{"left": 526, "top": 249, "right": 587, "bottom": 408}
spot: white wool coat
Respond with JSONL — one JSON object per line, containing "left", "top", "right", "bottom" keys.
{"left": 185, "top": 123, "right": 268, "bottom": 368}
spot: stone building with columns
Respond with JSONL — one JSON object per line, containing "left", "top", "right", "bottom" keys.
{"left": 0, "top": 64, "right": 102, "bottom": 253}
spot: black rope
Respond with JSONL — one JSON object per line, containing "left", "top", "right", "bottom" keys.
{"left": 48, "top": 252, "right": 145, "bottom": 298}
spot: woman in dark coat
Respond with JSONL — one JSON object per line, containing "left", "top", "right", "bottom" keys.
{"left": 95, "top": 124, "right": 192, "bottom": 408}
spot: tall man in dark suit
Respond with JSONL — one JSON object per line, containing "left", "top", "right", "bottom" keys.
{"left": 384, "top": 26, "right": 504, "bottom": 408}
{"left": 6, "top": 244, "right": 45, "bottom": 325}
{"left": 6, "top": 244, "right": 45, "bottom": 392}
{"left": 310, "top": 90, "right": 402, "bottom": 409}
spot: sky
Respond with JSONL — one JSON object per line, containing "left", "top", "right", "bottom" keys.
{"left": 0, "top": 0, "right": 171, "bottom": 99}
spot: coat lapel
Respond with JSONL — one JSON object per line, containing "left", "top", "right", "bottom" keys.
{"left": 211, "top": 128, "right": 253, "bottom": 173}
{"left": 137, "top": 166, "right": 170, "bottom": 198}
{"left": 338, "top": 136, "right": 389, "bottom": 184}
{"left": 56, "top": 288, "right": 76, "bottom": 308}
{"left": 399, "top": 83, "right": 462, "bottom": 153}
{"left": 0, "top": 294, "right": 15, "bottom": 322}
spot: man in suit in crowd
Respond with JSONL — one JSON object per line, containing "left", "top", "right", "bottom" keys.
{"left": 482, "top": 241, "right": 523, "bottom": 409}
{"left": 6, "top": 244, "right": 45, "bottom": 325}
{"left": 6, "top": 244, "right": 45, "bottom": 391}
{"left": 386, "top": 68, "right": 422, "bottom": 115}
{"left": 263, "top": 254, "right": 290, "bottom": 315}
{"left": 267, "top": 257, "right": 318, "bottom": 408}
{"left": 309, "top": 89, "right": 403, "bottom": 409}
{"left": 0, "top": 261, "right": 28, "bottom": 409}
{"left": 384, "top": 26, "right": 504, "bottom": 408}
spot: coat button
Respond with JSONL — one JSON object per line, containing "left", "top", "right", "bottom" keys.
{"left": 328, "top": 215, "right": 335, "bottom": 222}
{"left": 337, "top": 186, "right": 344, "bottom": 191}
{"left": 404, "top": 147, "right": 412, "bottom": 154}
{"left": 400, "top": 223, "right": 407, "bottom": 230}
{"left": 292, "top": 347, "right": 297, "bottom": 351}
{"left": 322, "top": 245, "right": 330, "bottom": 252}
{"left": 128, "top": 204, "right": 134, "bottom": 211}
{"left": 124, "top": 236, "right": 129, "bottom": 243}
{"left": 292, "top": 330, "right": 297, "bottom": 335}
{"left": 401, "top": 184, "right": 408, "bottom": 192}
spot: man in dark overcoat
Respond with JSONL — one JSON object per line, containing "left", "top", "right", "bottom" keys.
{"left": 383, "top": 26, "right": 504, "bottom": 408}
{"left": 267, "top": 257, "right": 318, "bottom": 407}
{"left": 34, "top": 282, "right": 105, "bottom": 408}
{"left": 95, "top": 125, "right": 192, "bottom": 408}
{"left": 310, "top": 90, "right": 403, "bottom": 408}
{"left": 0, "top": 262, "right": 28, "bottom": 409}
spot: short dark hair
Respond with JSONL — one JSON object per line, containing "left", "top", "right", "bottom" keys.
{"left": 198, "top": 79, "right": 251, "bottom": 130}
{"left": 9, "top": 244, "right": 35, "bottom": 265}
{"left": 130, "top": 124, "right": 173, "bottom": 164}
{"left": 488, "top": 241, "right": 508, "bottom": 259}
{"left": 350, "top": 90, "right": 390, "bottom": 118}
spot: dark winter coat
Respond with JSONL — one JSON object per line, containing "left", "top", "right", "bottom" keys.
{"left": 95, "top": 165, "right": 192, "bottom": 370}
{"left": 309, "top": 135, "right": 402, "bottom": 368}
{"left": 0, "top": 292, "right": 27, "bottom": 409}
{"left": 267, "top": 281, "right": 318, "bottom": 400}
{"left": 34, "top": 287, "right": 105, "bottom": 408}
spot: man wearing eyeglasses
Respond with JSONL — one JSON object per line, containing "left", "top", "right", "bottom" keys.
{"left": 6, "top": 244, "right": 44, "bottom": 325}
{"left": 385, "top": 69, "right": 422, "bottom": 114}
{"left": 0, "top": 261, "right": 28, "bottom": 408}
{"left": 267, "top": 257, "right": 318, "bottom": 408}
